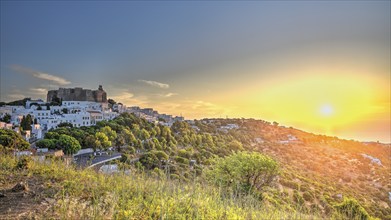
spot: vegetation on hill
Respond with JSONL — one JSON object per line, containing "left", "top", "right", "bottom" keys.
{"left": 0, "top": 98, "right": 31, "bottom": 107}
{"left": 1, "top": 113, "right": 389, "bottom": 219}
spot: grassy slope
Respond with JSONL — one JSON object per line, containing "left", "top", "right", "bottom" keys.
{"left": 0, "top": 156, "right": 317, "bottom": 219}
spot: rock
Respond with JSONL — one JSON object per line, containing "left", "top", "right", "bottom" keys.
{"left": 334, "top": 194, "right": 343, "bottom": 201}
{"left": 12, "top": 182, "right": 29, "bottom": 192}
{"left": 0, "top": 192, "right": 5, "bottom": 197}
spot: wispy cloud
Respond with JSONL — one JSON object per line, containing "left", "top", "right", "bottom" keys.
{"left": 7, "top": 94, "right": 25, "bottom": 100}
{"left": 138, "top": 80, "right": 169, "bottom": 89}
{"left": 159, "top": 92, "right": 178, "bottom": 98}
{"left": 10, "top": 64, "right": 71, "bottom": 85}
{"left": 110, "top": 92, "right": 134, "bottom": 101}
{"left": 29, "top": 87, "right": 48, "bottom": 95}
{"left": 109, "top": 91, "right": 151, "bottom": 106}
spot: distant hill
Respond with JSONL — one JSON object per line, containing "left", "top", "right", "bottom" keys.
{"left": 0, "top": 98, "right": 31, "bottom": 107}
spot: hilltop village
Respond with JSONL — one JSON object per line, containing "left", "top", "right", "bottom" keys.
{"left": 0, "top": 85, "right": 184, "bottom": 143}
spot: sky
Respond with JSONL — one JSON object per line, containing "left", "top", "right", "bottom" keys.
{"left": 1, "top": 1, "right": 390, "bottom": 143}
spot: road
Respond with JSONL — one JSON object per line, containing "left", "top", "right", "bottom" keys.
{"left": 73, "top": 151, "right": 122, "bottom": 168}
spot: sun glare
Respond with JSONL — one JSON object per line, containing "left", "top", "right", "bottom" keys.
{"left": 320, "top": 104, "right": 334, "bottom": 117}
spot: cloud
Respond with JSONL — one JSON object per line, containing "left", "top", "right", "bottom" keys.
{"left": 159, "top": 93, "right": 178, "bottom": 98}
{"left": 7, "top": 93, "right": 25, "bottom": 100}
{"left": 30, "top": 87, "right": 48, "bottom": 95}
{"left": 138, "top": 79, "right": 169, "bottom": 89}
{"left": 110, "top": 92, "right": 134, "bottom": 101}
{"left": 10, "top": 64, "right": 71, "bottom": 85}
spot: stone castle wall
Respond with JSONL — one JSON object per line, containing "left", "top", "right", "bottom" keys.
{"left": 47, "top": 86, "right": 107, "bottom": 103}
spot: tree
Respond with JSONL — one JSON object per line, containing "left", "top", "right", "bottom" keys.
{"left": 36, "top": 139, "right": 56, "bottom": 149}
{"left": 100, "top": 126, "right": 117, "bottom": 142}
{"left": 0, "top": 113, "right": 11, "bottom": 123}
{"left": 139, "top": 152, "right": 159, "bottom": 170}
{"left": 95, "top": 132, "right": 111, "bottom": 150}
{"left": 0, "top": 129, "right": 30, "bottom": 151}
{"left": 57, "top": 122, "right": 73, "bottom": 128}
{"left": 140, "top": 129, "right": 150, "bottom": 140}
{"left": 108, "top": 99, "right": 116, "bottom": 106}
{"left": 57, "top": 134, "right": 81, "bottom": 155}
{"left": 108, "top": 99, "right": 116, "bottom": 109}
{"left": 121, "top": 129, "right": 136, "bottom": 145}
{"left": 84, "top": 135, "right": 97, "bottom": 148}
{"left": 207, "top": 152, "right": 279, "bottom": 194}
{"left": 44, "top": 131, "right": 60, "bottom": 140}
{"left": 20, "top": 114, "right": 33, "bottom": 131}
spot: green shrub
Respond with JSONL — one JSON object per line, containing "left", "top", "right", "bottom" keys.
{"left": 174, "top": 156, "right": 189, "bottom": 165}
{"left": 302, "top": 191, "right": 314, "bottom": 202}
{"left": 16, "top": 156, "right": 32, "bottom": 170}
{"left": 139, "top": 152, "right": 159, "bottom": 169}
{"left": 206, "top": 152, "right": 279, "bottom": 194}
{"left": 334, "top": 198, "right": 370, "bottom": 220}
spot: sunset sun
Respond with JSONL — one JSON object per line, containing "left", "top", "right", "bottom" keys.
{"left": 320, "top": 104, "right": 334, "bottom": 117}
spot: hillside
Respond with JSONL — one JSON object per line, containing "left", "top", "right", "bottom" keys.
{"left": 0, "top": 113, "right": 390, "bottom": 219}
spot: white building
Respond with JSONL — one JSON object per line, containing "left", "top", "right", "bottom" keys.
{"left": 0, "top": 122, "right": 13, "bottom": 130}
{"left": 103, "top": 111, "right": 119, "bottom": 121}
{"left": 32, "top": 110, "right": 51, "bottom": 122}
{"left": 0, "top": 106, "right": 12, "bottom": 118}
{"left": 25, "top": 99, "right": 47, "bottom": 109}
{"left": 88, "top": 110, "right": 104, "bottom": 125}
{"left": 62, "top": 101, "right": 103, "bottom": 111}
{"left": 31, "top": 124, "right": 43, "bottom": 139}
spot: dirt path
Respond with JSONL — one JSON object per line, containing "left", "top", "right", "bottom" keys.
{"left": 0, "top": 177, "right": 56, "bottom": 219}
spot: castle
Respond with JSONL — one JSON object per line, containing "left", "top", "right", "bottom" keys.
{"left": 47, "top": 85, "right": 107, "bottom": 103}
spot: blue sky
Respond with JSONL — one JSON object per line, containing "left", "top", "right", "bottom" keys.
{"left": 1, "top": 1, "right": 390, "bottom": 142}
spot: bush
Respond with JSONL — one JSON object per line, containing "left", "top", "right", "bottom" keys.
{"left": 174, "top": 156, "right": 189, "bottom": 165}
{"left": 139, "top": 152, "right": 159, "bottom": 169}
{"left": 16, "top": 156, "right": 32, "bottom": 170}
{"left": 302, "top": 191, "right": 314, "bottom": 202}
{"left": 334, "top": 198, "right": 370, "bottom": 220}
{"left": 206, "top": 152, "right": 279, "bottom": 194}
{"left": 0, "top": 129, "right": 30, "bottom": 151}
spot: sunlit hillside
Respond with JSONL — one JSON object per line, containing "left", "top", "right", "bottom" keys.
{"left": 1, "top": 114, "right": 389, "bottom": 219}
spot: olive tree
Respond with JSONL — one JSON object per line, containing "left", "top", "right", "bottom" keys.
{"left": 207, "top": 152, "right": 279, "bottom": 194}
